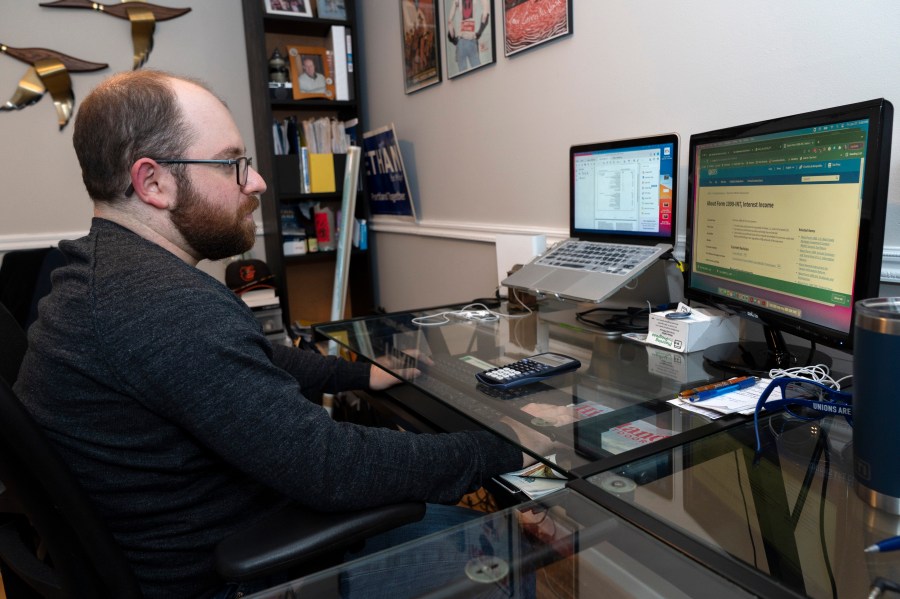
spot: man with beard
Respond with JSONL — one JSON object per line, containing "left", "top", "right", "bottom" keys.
{"left": 14, "top": 70, "right": 548, "bottom": 599}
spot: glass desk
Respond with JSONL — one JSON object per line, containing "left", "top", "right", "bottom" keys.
{"left": 315, "top": 303, "right": 741, "bottom": 477}
{"left": 247, "top": 488, "right": 760, "bottom": 599}
{"left": 572, "top": 412, "right": 897, "bottom": 598}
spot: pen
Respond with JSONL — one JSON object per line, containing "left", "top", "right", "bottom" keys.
{"left": 865, "top": 536, "right": 900, "bottom": 553}
{"left": 679, "top": 376, "right": 751, "bottom": 398}
{"left": 691, "top": 377, "right": 759, "bottom": 402}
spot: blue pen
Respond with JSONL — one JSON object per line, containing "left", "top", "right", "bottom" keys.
{"left": 865, "top": 535, "right": 900, "bottom": 553}
{"left": 690, "top": 377, "right": 758, "bottom": 402}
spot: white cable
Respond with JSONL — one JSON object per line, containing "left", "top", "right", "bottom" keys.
{"left": 411, "top": 302, "right": 531, "bottom": 327}
{"left": 767, "top": 363, "right": 850, "bottom": 391}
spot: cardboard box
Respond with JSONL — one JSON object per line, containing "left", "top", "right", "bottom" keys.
{"left": 646, "top": 306, "right": 738, "bottom": 353}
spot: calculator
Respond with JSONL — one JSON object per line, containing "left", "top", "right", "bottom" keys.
{"left": 475, "top": 352, "right": 581, "bottom": 389}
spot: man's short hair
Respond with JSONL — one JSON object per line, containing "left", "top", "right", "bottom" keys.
{"left": 72, "top": 70, "right": 215, "bottom": 203}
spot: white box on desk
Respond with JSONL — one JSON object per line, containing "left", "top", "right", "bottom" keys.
{"left": 646, "top": 306, "right": 738, "bottom": 353}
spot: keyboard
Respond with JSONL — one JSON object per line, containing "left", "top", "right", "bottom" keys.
{"left": 536, "top": 241, "right": 658, "bottom": 275}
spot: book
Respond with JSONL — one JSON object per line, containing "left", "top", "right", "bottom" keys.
{"left": 328, "top": 25, "right": 349, "bottom": 101}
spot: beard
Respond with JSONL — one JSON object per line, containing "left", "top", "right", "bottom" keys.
{"left": 170, "top": 176, "right": 260, "bottom": 261}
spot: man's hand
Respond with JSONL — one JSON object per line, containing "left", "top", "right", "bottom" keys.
{"left": 499, "top": 417, "right": 557, "bottom": 468}
{"left": 369, "top": 364, "right": 419, "bottom": 390}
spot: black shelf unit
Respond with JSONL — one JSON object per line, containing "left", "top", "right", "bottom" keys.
{"left": 241, "top": 2, "right": 374, "bottom": 328}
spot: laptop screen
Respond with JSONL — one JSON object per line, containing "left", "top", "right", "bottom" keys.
{"left": 570, "top": 134, "right": 679, "bottom": 245}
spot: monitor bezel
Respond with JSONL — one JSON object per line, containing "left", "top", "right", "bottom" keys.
{"left": 683, "top": 99, "right": 894, "bottom": 353}
{"left": 569, "top": 133, "right": 679, "bottom": 246}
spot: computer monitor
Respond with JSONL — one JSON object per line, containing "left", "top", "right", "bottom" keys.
{"left": 684, "top": 99, "right": 893, "bottom": 375}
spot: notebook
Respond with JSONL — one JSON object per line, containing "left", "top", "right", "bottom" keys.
{"left": 502, "top": 134, "right": 678, "bottom": 303}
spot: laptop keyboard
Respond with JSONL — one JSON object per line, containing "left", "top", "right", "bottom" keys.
{"left": 536, "top": 241, "right": 658, "bottom": 275}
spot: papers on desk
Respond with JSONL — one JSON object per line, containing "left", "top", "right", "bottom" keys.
{"left": 669, "top": 378, "right": 776, "bottom": 419}
{"left": 499, "top": 455, "right": 567, "bottom": 500}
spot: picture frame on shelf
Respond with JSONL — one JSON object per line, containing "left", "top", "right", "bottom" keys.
{"left": 264, "top": 0, "right": 313, "bottom": 18}
{"left": 503, "top": 0, "right": 572, "bottom": 57}
{"left": 287, "top": 45, "right": 336, "bottom": 100}
{"left": 444, "top": 0, "right": 495, "bottom": 79}
{"left": 315, "top": 0, "right": 347, "bottom": 20}
{"left": 400, "top": 0, "right": 441, "bottom": 94}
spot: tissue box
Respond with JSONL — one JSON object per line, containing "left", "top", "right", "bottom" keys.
{"left": 646, "top": 307, "right": 738, "bottom": 353}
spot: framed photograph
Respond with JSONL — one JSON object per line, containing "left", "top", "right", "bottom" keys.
{"left": 444, "top": 0, "right": 495, "bottom": 79}
{"left": 315, "top": 0, "right": 346, "bottom": 20}
{"left": 264, "top": 0, "right": 313, "bottom": 17}
{"left": 287, "top": 45, "right": 335, "bottom": 100}
{"left": 503, "top": 0, "right": 572, "bottom": 57}
{"left": 400, "top": 0, "right": 442, "bottom": 94}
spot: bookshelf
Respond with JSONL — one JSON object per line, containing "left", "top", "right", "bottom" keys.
{"left": 241, "top": 1, "right": 374, "bottom": 328}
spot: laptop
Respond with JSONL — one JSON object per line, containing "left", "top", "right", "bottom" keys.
{"left": 502, "top": 133, "right": 678, "bottom": 303}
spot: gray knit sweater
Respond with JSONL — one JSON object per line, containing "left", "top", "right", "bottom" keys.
{"left": 14, "top": 218, "right": 521, "bottom": 598}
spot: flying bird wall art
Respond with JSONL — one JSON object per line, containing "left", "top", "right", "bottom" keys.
{"left": 0, "top": 43, "right": 108, "bottom": 130}
{"left": 39, "top": 0, "right": 192, "bottom": 70}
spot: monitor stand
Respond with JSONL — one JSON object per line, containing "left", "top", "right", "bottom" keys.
{"left": 702, "top": 326, "right": 832, "bottom": 377}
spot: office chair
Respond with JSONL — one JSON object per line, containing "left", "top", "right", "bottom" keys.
{"left": 0, "top": 372, "right": 425, "bottom": 598}
{"left": 0, "top": 302, "right": 27, "bottom": 387}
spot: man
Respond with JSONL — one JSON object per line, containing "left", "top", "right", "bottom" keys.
{"left": 298, "top": 56, "right": 326, "bottom": 93}
{"left": 14, "top": 70, "right": 546, "bottom": 598}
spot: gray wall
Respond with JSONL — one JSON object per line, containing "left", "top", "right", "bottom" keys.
{"left": 0, "top": 0, "right": 260, "bottom": 279}
{"left": 358, "top": 1, "right": 900, "bottom": 311}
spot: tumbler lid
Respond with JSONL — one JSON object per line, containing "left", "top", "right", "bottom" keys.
{"left": 855, "top": 297, "right": 900, "bottom": 334}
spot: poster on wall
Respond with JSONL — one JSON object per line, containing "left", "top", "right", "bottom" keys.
{"left": 503, "top": 0, "right": 572, "bottom": 57}
{"left": 444, "top": 0, "right": 495, "bottom": 79}
{"left": 362, "top": 124, "right": 417, "bottom": 220}
{"left": 400, "top": 0, "right": 442, "bottom": 93}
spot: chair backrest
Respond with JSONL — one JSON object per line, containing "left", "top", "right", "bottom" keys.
{"left": 0, "top": 377, "right": 143, "bottom": 598}
{"left": 0, "top": 302, "right": 27, "bottom": 387}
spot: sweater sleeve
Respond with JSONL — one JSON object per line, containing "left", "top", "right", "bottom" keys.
{"left": 270, "top": 343, "right": 371, "bottom": 395}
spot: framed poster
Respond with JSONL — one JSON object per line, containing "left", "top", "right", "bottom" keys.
{"left": 400, "top": 0, "right": 442, "bottom": 94}
{"left": 264, "top": 0, "right": 313, "bottom": 17}
{"left": 503, "top": 0, "right": 572, "bottom": 57}
{"left": 287, "top": 45, "right": 335, "bottom": 100}
{"left": 362, "top": 124, "right": 417, "bottom": 220}
{"left": 444, "top": 0, "right": 495, "bottom": 79}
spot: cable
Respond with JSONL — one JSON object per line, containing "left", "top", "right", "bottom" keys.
{"left": 575, "top": 302, "right": 677, "bottom": 334}
{"left": 411, "top": 302, "right": 531, "bottom": 327}
{"left": 768, "top": 364, "right": 850, "bottom": 391}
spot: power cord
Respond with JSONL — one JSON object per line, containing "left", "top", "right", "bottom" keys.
{"left": 576, "top": 302, "right": 678, "bottom": 334}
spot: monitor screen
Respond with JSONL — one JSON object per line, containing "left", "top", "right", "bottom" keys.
{"left": 684, "top": 99, "right": 893, "bottom": 373}
{"left": 570, "top": 134, "right": 678, "bottom": 245}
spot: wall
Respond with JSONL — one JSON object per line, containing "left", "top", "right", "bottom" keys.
{"left": 358, "top": 1, "right": 900, "bottom": 311}
{"left": 0, "top": 0, "right": 260, "bottom": 279}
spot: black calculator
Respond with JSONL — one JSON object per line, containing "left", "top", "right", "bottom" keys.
{"left": 475, "top": 352, "right": 581, "bottom": 389}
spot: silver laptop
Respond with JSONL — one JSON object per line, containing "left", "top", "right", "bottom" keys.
{"left": 503, "top": 134, "right": 678, "bottom": 303}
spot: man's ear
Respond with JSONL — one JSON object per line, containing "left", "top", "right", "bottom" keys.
{"left": 129, "top": 158, "right": 173, "bottom": 209}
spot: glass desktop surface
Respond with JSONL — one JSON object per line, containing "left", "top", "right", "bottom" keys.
{"left": 582, "top": 413, "right": 899, "bottom": 599}
{"left": 246, "top": 488, "right": 755, "bottom": 599}
{"left": 315, "top": 303, "right": 730, "bottom": 476}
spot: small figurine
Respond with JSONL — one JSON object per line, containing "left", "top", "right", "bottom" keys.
{"left": 268, "top": 48, "right": 289, "bottom": 84}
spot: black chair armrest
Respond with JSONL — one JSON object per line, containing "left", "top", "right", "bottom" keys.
{"left": 214, "top": 502, "right": 426, "bottom": 581}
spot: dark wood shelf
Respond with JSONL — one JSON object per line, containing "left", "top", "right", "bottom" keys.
{"left": 243, "top": 1, "right": 373, "bottom": 327}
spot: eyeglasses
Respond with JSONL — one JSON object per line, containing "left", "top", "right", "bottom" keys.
{"left": 753, "top": 378, "right": 852, "bottom": 452}
{"left": 124, "top": 156, "right": 253, "bottom": 197}
{"left": 156, "top": 156, "right": 253, "bottom": 187}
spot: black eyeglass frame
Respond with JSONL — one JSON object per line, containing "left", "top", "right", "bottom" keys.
{"left": 753, "top": 378, "right": 852, "bottom": 452}
{"left": 155, "top": 157, "right": 253, "bottom": 187}
{"left": 124, "top": 156, "right": 253, "bottom": 197}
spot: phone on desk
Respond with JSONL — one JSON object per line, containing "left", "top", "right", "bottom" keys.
{"left": 475, "top": 352, "right": 581, "bottom": 389}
